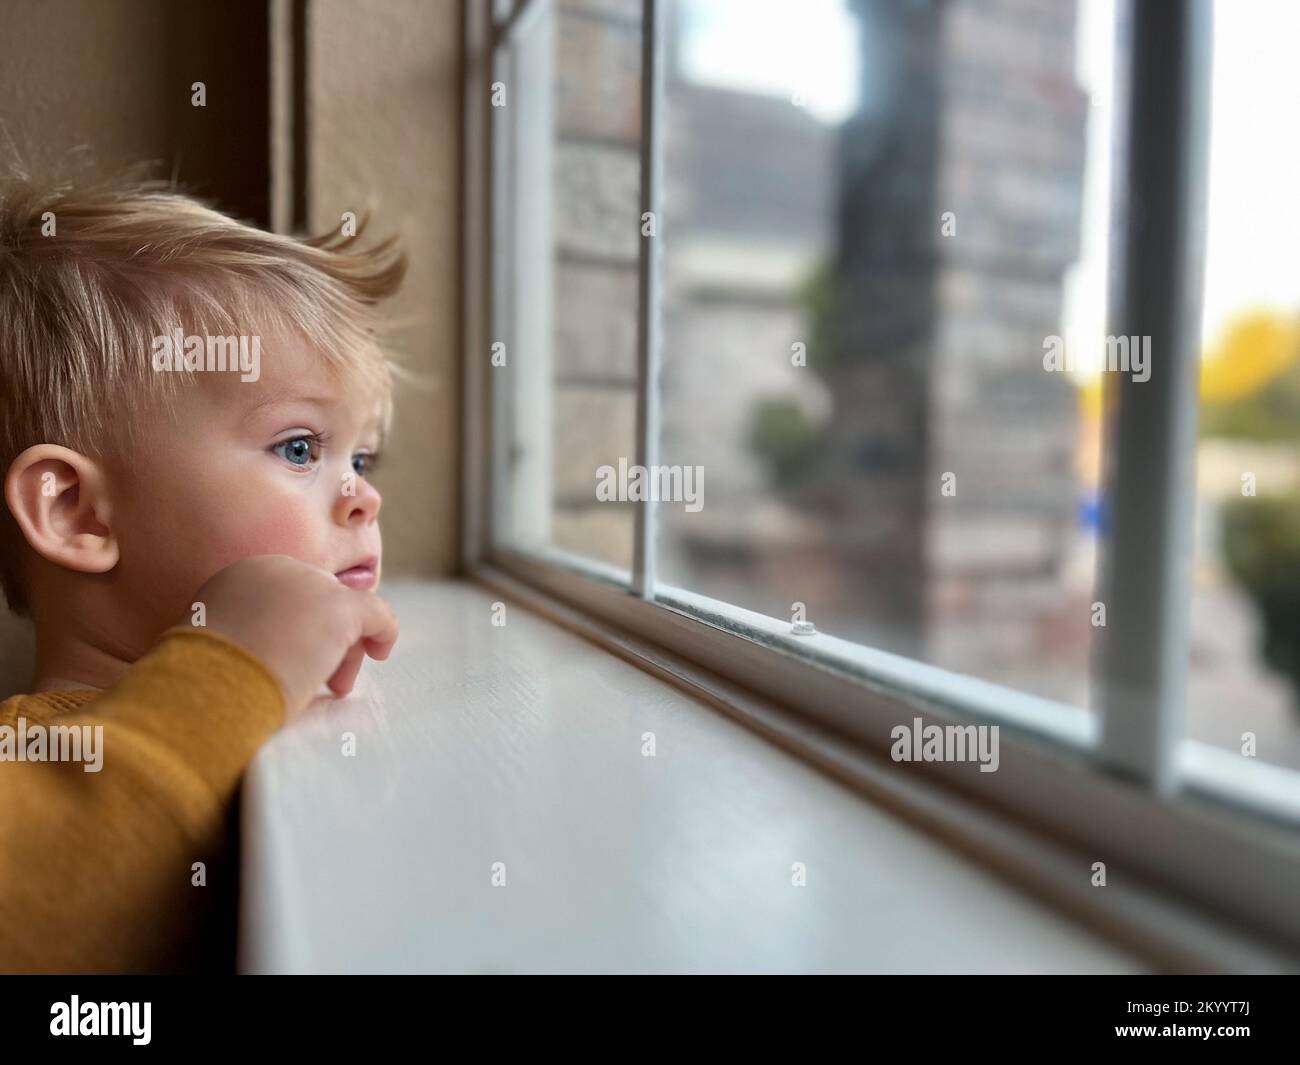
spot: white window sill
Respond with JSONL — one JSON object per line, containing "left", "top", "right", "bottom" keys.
{"left": 237, "top": 579, "right": 1239, "bottom": 974}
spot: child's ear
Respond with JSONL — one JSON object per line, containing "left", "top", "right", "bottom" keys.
{"left": 3, "top": 444, "right": 119, "bottom": 575}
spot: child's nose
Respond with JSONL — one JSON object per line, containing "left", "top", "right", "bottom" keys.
{"left": 335, "top": 476, "right": 381, "bottom": 527}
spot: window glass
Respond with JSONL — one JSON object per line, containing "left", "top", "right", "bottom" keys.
{"left": 1191, "top": 0, "right": 1300, "bottom": 772}
{"left": 653, "top": 0, "right": 1117, "bottom": 711}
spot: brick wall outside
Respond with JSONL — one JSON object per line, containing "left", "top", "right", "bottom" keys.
{"left": 546, "top": 0, "right": 1098, "bottom": 704}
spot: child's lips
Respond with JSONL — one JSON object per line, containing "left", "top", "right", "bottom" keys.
{"left": 334, "top": 556, "right": 379, "bottom": 590}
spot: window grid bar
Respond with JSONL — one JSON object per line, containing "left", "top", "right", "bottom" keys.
{"left": 493, "top": 0, "right": 543, "bottom": 49}
{"left": 1097, "top": 0, "right": 1212, "bottom": 792}
{"left": 631, "top": 0, "right": 664, "bottom": 600}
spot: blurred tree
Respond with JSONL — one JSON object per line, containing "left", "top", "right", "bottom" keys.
{"left": 1222, "top": 496, "right": 1300, "bottom": 704}
{"left": 748, "top": 397, "right": 825, "bottom": 495}
{"left": 1199, "top": 309, "right": 1300, "bottom": 440}
{"left": 745, "top": 259, "right": 836, "bottom": 499}
{"left": 1201, "top": 308, "right": 1300, "bottom": 707}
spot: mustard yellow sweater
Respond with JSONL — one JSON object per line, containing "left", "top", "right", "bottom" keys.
{"left": 0, "top": 626, "right": 284, "bottom": 973}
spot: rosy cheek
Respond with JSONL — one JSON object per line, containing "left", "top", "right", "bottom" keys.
{"left": 189, "top": 498, "right": 319, "bottom": 583}
{"left": 228, "top": 503, "right": 315, "bottom": 561}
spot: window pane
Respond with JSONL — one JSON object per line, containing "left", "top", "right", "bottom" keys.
{"left": 654, "top": 0, "right": 1117, "bottom": 710}
{"left": 1191, "top": 0, "right": 1300, "bottom": 773}
{"left": 491, "top": 0, "right": 643, "bottom": 574}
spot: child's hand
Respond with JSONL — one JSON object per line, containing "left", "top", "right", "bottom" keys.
{"left": 192, "top": 555, "right": 399, "bottom": 719}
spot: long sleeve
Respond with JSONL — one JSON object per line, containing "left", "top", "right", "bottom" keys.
{"left": 0, "top": 626, "right": 285, "bottom": 973}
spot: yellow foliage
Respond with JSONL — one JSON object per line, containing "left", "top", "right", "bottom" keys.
{"left": 1200, "top": 310, "right": 1299, "bottom": 404}
{"left": 1074, "top": 309, "right": 1300, "bottom": 419}
{"left": 1079, "top": 372, "right": 1104, "bottom": 420}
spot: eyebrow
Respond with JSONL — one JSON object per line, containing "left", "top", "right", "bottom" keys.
{"left": 244, "top": 393, "right": 386, "bottom": 443}
{"left": 245, "top": 394, "right": 338, "bottom": 417}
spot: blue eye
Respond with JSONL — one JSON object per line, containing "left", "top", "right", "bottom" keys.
{"left": 273, "top": 436, "right": 318, "bottom": 467}
{"left": 352, "top": 453, "right": 377, "bottom": 478}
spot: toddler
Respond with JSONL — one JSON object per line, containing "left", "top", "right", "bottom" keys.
{"left": 0, "top": 173, "right": 406, "bottom": 972}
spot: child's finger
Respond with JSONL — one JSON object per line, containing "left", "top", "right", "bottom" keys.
{"left": 327, "top": 642, "right": 366, "bottom": 695}
{"left": 354, "top": 593, "right": 399, "bottom": 660}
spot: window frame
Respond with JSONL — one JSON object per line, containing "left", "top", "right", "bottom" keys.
{"left": 461, "top": 0, "right": 1300, "bottom": 958}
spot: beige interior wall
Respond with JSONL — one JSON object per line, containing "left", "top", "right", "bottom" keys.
{"left": 309, "top": 0, "right": 463, "bottom": 580}
{"left": 0, "top": 0, "right": 462, "bottom": 695}
{"left": 0, "top": 0, "right": 175, "bottom": 172}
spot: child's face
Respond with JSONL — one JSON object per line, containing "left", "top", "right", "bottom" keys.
{"left": 105, "top": 336, "right": 386, "bottom": 637}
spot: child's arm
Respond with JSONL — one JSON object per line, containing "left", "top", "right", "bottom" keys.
{"left": 0, "top": 555, "right": 399, "bottom": 973}
{"left": 0, "top": 626, "right": 283, "bottom": 973}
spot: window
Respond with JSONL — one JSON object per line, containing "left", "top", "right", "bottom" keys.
{"left": 467, "top": 0, "right": 1300, "bottom": 948}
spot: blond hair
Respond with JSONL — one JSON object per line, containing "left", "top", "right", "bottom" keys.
{"left": 0, "top": 171, "right": 407, "bottom": 616}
